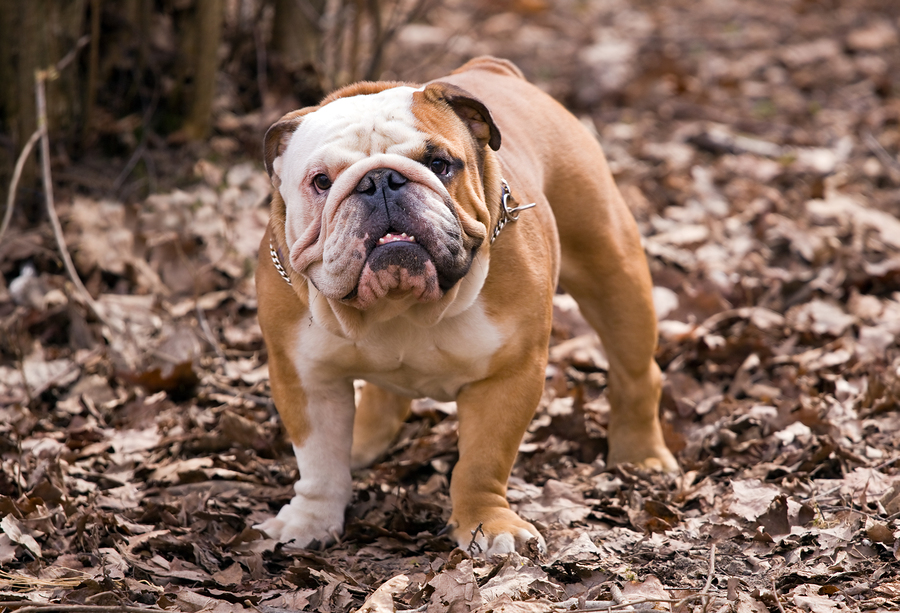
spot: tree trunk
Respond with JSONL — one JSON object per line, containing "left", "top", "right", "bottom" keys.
{"left": 0, "top": 0, "right": 85, "bottom": 210}
{"left": 182, "top": 0, "right": 224, "bottom": 141}
{"left": 272, "top": 0, "right": 325, "bottom": 70}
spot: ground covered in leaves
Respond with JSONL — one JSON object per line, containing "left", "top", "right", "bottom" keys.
{"left": 2, "top": 0, "right": 900, "bottom": 612}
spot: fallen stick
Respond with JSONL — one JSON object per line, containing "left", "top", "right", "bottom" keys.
{"left": 34, "top": 67, "right": 119, "bottom": 334}
{"left": 862, "top": 129, "right": 900, "bottom": 184}
{"left": 0, "top": 129, "right": 41, "bottom": 246}
{"left": 3, "top": 36, "right": 88, "bottom": 248}
{"left": 701, "top": 544, "right": 717, "bottom": 613}
{"left": 11, "top": 606, "right": 164, "bottom": 613}
{"left": 770, "top": 579, "right": 786, "bottom": 613}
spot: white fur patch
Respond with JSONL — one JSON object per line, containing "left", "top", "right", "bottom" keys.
{"left": 297, "top": 296, "right": 505, "bottom": 402}
{"left": 278, "top": 87, "right": 424, "bottom": 253}
{"left": 464, "top": 527, "right": 546, "bottom": 557}
{"left": 254, "top": 386, "right": 354, "bottom": 547}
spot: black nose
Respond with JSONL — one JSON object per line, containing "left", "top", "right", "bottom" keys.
{"left": 355, "top": 168, "right": 409, "bottom": 196}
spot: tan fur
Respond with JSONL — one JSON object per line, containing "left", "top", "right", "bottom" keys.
{"left": 256, "top": 225, "right": 310, "bottom": 446}
{"left": 350, "top": 384, "right": 411, "bottom": 469}
{"left": 255, "top": 56, "right": 676, "bottom": 554}
{"left": 439, "top": 59, "right": 673, "bottom": 470}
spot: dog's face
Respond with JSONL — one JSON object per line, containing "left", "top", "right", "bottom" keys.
{"left": 265, "top": 82, "right": 501, "bottom": 316}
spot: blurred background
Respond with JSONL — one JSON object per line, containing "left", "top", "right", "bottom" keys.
{"left": 2, "top": 0, "right": 900, "bottom": 398}
{"left": 2, "top": 0, "right": 899, "bottom": 205}
{"left": 2, "top": 2, "right": 900, "bottom": 606}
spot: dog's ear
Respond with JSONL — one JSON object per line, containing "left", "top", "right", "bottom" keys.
{"left": 264, "top": 108, "right": 317, "bottom": 187}
{"left": 421, "top": 83, "right": 501, "bottom": 151}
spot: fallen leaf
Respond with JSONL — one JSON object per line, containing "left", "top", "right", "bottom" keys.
{"left": 621, "top": 575, "right": 670, "bottom": 611}
{"left": 212, "top": 562, "right": 245, "bottom": 587}
{"left": 791, "top": 584, "right": 842, "bottom": 613}
{"left": 728, "top": 480, "right": 780, "bottom": 522}
{"left": 428, "top": 559, "right": 481, "bottom": 613}
{"left": 0, "top": 514, "right": 41, "bottom": 558}
{"left": 358, "top": 574, "right": 409, "bottom": 613}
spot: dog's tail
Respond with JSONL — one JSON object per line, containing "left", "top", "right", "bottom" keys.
{"left": 450, "top": 56, "right": 525, "bottom": 80}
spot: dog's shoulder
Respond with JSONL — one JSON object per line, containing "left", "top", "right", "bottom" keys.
{"left": 450, "top": 56, "right": 525, "bottom": 80}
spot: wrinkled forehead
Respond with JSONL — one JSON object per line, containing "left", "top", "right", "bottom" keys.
{"left": 287, "top": 86, "right": 427, "bottom": 165}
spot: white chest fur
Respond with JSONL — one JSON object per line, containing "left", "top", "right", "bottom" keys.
{"left": 291, "top": 299, "right": 504, "bottom": 401}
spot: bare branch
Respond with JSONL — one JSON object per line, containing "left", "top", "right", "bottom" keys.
{"left": 34, "top": 69, "right": 119, "bottom": 334}
{"left": 0, "top": 129, "right": 41, "bottom": 246}
{"left": 862, "top": 129, "right": 900, "bottom": 184}
{"left": 701, "top": 544, "right": 717, "bottom": 613}
{"left": 770, "top": 579, "right": 786, "bottom": 613}
{"left": 16, "top": 606, "right": 165, "bottom": 613}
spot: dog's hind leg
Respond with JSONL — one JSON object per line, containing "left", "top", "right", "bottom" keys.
{"left": 351, "top": 383, "right": 412, "bottom": 469}
{"left": 552, "top": 150, "right": 678, "bottom": 472}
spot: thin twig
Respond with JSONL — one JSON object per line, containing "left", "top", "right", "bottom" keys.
{"left": 113, "top": 55, "right": 160, "bottom": 197}
{"left": 0, "top": 129, "right": 41, "bottom": 246}
{"left": 195, "top": 302, "right": 226, "bottom": 359}
{"left": 15, "top": 607, "right": 164, "bottom": 613}
{"left": 112, "top": 142, "right": 147, "bottom": 193}
{"left": 207, "top": 381, "right": 273, "bottom": 408}
{"left": 769, "top": 579, "right": 786, "bottom": 613}
{"left": 557, "top": 594, "right": 710, "bottom": 612}
{"left": 862, "top": 129, "right": 900, "bottom": 184}
{"left": 466, "top": 523, "right": 484, "bottom": 556}
{"left": 610, "top": 585, "right": 624, "bottom": 606}
{"left": 701, "top": 544, "right": 717, "bottom": 613}
{"left": 558, "top": 561, "right": 721, "bottom": 613}
{"left": 34, "top": 69, "right": 120, "bottom": 334}
{"left": 54, "top": 35, "right": 91, "bottom": 73}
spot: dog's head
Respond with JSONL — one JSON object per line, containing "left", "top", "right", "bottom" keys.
{"left": 264, "top": 81, "right": 502, "bottom": 335}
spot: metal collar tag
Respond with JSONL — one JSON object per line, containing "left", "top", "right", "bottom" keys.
{"left": 490, "top": 179, "right": 536, "bottom": 244}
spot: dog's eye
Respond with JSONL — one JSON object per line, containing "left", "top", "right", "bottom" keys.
{"left": 313, "top": 174, "right": 332, "bottom": 192}
{"left": 429, "top": 159, "right": 450, "bottom": 176}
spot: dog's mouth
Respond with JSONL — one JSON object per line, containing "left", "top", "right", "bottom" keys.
{"left": 339, "top": 226, "right": 443, "bottom": 309}
{"left": 377, "top": 231, "right": 416, "bottom": 246}
{"left": 340, "top": 232, "right": 420, "bottom": 301}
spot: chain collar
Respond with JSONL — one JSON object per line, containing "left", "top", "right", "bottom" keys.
{"left": 269, "top": 238, "right": 292, "bottom": 286}
{"left": 269, "top": 178, "right": 534, "bottom": 286}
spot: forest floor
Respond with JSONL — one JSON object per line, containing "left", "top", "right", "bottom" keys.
{"left": 2, "top": 0, "right": 900, "bottom": 612}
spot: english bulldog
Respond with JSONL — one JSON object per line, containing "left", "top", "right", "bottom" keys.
{"left": 255, "top": 56, "right": 678, "bottom": 556}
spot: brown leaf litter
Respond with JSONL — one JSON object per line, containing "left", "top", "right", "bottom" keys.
{"left": 2, "top": 0, "right": 900, "bottom": 612}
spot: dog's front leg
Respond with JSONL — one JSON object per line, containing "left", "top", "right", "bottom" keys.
{"left": 449, "top": 355, "right": 547, "bottom": 557}
{"left": 255, "top": 379, "right": 355, "bottom": 548}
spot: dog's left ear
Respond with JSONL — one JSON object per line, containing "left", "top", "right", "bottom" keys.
{"left": 421, "top": 83, "right": 501, "bottom": 151}
{"left": 264, "top": 107, "right": 318, "bottom": 187}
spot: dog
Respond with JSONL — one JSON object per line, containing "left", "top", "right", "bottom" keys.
{"left": 254, "top": 56, "right": 678, "bottom": 556}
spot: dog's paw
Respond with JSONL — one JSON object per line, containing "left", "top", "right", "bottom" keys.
{"left": 451, "top": 508, "right": 545, "bottom": 558}
{"left": 608, "top": 444, "right": 679, "bottom": 473}
{"left": 254, "top": 495, "right": 345, "bottom": 548}
{"left": 607, "top": 433, "right": 679, "bottom": 473}
{"left": 638, "top": 452, "right": 679, "bottom": 473}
